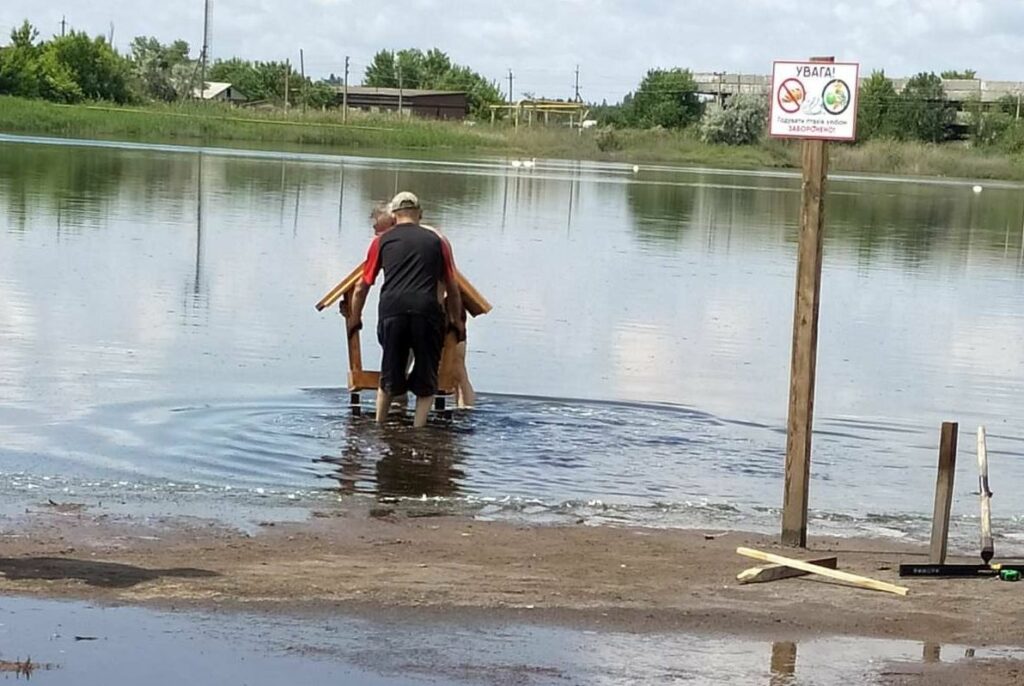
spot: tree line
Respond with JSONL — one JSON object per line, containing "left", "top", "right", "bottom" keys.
{"left": 0, "top": 20, "right": 502, "bottom": 116}
{"left": 2, "top": 18, "right": 1022, "bottom": 152}
{"left": 593, "top": 67, "right": 1024, "bottom": 153}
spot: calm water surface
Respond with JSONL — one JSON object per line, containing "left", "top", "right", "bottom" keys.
{"left": 2, "top": 134, "right": 1024, "bottom": 547}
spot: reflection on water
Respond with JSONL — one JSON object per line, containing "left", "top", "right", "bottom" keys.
{"left": 6, "top": 595, "right": 1021, "bottom": 686}
{"left": 316, "top": 417, "right": 466, "bottom": 499}
{"left": 3, "top": 134, "right": 1024, "bottom": 535}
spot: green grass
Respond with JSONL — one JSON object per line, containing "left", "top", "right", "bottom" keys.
{"left": 2, "top": 96, "right": 1024, "bottom": 180}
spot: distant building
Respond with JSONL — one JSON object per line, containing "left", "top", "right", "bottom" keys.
{"left": 192, "top": 82, "right": 248, "bottom": 104}
{"left": 333, "top": 86, "right": 468, "bottom": 120}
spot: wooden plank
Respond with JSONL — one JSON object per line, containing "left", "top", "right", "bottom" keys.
{"left": 782, "top": 133, "right": 829, "bottom": 548}
{"left": 348, "top": 369, "right": 379, "bottom": 391}
{"left": 929, "top": 422, "right": 959, "bottom": 564}
{"left": 457, "top": 271, "right": 492, "bottom": 317}
{"left": 315, "top": 262, "right": 492, "bottom": 317}
{"left": 436, "top": 331, "right": 460, "bottom": 395}
{"left": 736, "top": 547, "right": 910, "bottom": 596}
{"left": 978, "top": 425, "right": 994, "bottom": 563}
{"left": 315, "top": 264, "right": 363, "bottom": 311}
{"left": 737, "top": 556, "right": 837, "bottom": 584}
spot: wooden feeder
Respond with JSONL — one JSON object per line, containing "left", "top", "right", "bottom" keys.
{"left": 316, "top": 263, "right": 492, "bottom": 416}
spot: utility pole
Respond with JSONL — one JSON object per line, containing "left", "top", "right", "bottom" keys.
{"left": 342, "top": 55, "right": 350, "bottom": 123}
{"left": 108, "top": 22, "right": 114, "bottom": 46}
{"left": 200, "top": 0, "right": 211, "bottom": 95}
{"left": 60, "top": 16, "right": 66, "bottom": 37}
{"left": 284, "top": 59, "right": 290, "bottom": 108}
{"left": 508, "top": 69, "right": 514, "bottom": 106}
{"left": 574, "top": 64, "right": 580, "bottom": 102}
{"left": 713, "top": 71, "right": 725, "bottom": 107}
{"left": 398, "top": 63, "right": 403, "bottom": 116}
{"left": 300, "top": 49, "right": 307, "bottom": 114}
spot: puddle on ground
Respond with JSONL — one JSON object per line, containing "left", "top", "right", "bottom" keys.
{"left": 0, "top": 596, "right": 1018, "bottom": 685}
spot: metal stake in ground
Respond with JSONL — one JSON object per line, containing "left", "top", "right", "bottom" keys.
{"left": 978, "top": 426, "right": 994, "bottom": 563}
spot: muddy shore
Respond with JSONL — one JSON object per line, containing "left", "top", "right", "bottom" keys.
{"left": 2, "top": 501, "right": 1023, "bottom": 683}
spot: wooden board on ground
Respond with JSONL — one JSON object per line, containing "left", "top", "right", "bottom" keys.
{"left": 736, "top": 547, "right": 909, "bottom": 596}
{"left": 737, "top": 556, "right": 837, "bottom": 584}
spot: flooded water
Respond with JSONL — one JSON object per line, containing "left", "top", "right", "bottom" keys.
{"left": 2, "top": 134, "right": 1024, "bottom": 547}
{"left": 2, "top": 596, "right": 1019, "bottom": 685}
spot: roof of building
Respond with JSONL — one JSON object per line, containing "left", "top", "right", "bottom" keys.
{"left": 334, "top": 86, "right": 467, "bottom": 98}
{"left": 192, "top": 82, "right": 242, "bottom": 100}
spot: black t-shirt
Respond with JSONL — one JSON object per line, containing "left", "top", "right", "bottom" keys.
{"left": 362, "top": 223, "right": 454, "bottom": 318}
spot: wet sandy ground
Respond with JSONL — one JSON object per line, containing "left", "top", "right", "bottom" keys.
{"left": 2, "top": 502, "right": 1023, "bottom": 684}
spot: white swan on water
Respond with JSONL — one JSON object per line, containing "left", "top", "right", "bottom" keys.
{"left": 510, "top": 159, "right": 523, "bottom": 168}
{"left": 523, "top": 158, "right": 536, "bottom": 169}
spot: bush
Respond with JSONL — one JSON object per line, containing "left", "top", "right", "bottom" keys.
{"left": 699, "top": 93, "right": 768, "bottom": 145}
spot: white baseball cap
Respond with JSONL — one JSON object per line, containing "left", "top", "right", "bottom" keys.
{"left": 390, "top": 191, "right": 420, "bottom": 211}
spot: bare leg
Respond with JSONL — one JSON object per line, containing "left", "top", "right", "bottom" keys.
{"left": 413, "top": 395, "right": 433, "bottom": 428}
{"left": 375, "top": 390, "right": 393, "bottom": 423}
{"left": 454, "top": 341, "right": 475, "bottom": 409}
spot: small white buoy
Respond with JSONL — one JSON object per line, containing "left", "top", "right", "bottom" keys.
{"left": 972, "top": 184, "right": 983, "bottom": 194}
{"left": 632, "top": 164, "right": 640, "bottom": 174}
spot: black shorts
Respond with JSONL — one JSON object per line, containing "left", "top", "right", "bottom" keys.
{"left": 377, "top": 311, "right": 445, "bottom": 398}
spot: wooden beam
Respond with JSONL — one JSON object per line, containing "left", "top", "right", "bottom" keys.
{"left": 781, "top": 134, "right": 829, "bottom": 548}
{"left": 315, "top": 264, "right": 491, "bottom": 317}
{"left": 736, "top": 547, "right": 910, "bottom": 596}
{"left": 737, "top": 556, "right": 837, "bottom": 584}
{"left": 929, "top": 422, "right": 959, "bottom": 564}
{"left": 978, "top": 425, "right": 994, "bottom": 563}
{"left": 315, "top": 265, "right": 363, "bottom": 311}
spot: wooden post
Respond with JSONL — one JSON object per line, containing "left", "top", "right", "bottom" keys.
{"left": 978, "top": 425, "right": 994, "bottom": 563}
{"left": 929, "top": 422, "right": 959, "bottom": 564}
{"left": 781, "top": 137, "right": 829, "bottom": 547}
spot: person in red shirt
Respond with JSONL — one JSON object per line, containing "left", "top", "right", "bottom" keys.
{"left": 348, "top": 192, "right": 464, "bottom": 428}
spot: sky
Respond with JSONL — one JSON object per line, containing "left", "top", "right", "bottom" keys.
{"left": 3, "top": 0, "right": 1024, "bottom": 103}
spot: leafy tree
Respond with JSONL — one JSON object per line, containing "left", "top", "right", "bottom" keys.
{"left": 208, "top": 58, "right": 298, "bottom": 102}
{"left": 42, "top": 31, "right": 132, "bottom": 102}
{"left": 857, "top": 70, "right": 899, "bottom": 140}
{"left": 363, "top": 48, "right": 502, "bottom": 119}
{"left": 130, "top": 36, "right": 192, "bottom": 101}
{"left": 629, "top": 68, "right": 701, "bottom": 129}
{"left": 699, "top": 93, "right": 768, "bottom": 145}
{"left": 434, "top": 65, "right": 502, "bottom": 119}
{"left": 0, "top": 21, "right": 43, "bottom": 97}
{"left": 940, "top": 69, "right": 976, "bottom": 80}
{"left": 364, "top": 50, "right": 397, "bottom": 88}
{"left": 896, "top": 72, "right": 955, "bottom": 143}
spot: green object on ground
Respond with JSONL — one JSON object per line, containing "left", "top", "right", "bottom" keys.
{"left": 999, "top": 569, "right": 1020, "bottom": 582}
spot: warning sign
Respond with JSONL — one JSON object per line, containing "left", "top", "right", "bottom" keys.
{"left": 769, "top": 61, "right": 859, "bottom": 141}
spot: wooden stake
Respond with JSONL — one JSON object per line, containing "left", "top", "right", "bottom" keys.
{"left": 929, "top": 422, "right": 959, "bottom": 564}
{"left": 737, "top": 556, "right": 837, "bottom": 584}
{"left": 736, "top": 547, "right": 909, "bottom": 596}
{"left": 978, "top": 425, "right": 993, "bottom": 563}
{"left": 781, "top": 135, "right": 829, "bottom": 548}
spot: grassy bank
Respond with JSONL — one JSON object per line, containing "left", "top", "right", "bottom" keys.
{"left": 2, "top": 96, "right": 1024, "bottom": 180}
